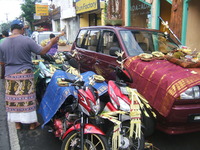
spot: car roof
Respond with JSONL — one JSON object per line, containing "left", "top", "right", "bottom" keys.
{"left": 80, "top": 26, "right": 160, "bottom": 32}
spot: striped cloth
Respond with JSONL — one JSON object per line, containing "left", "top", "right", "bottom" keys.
{"left": 5, "top": 69, "right": 36, "bottom": 113}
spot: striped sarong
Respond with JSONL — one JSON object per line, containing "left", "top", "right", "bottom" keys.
{"left": 5, "top": 69, "right": 36, "bottom": 113}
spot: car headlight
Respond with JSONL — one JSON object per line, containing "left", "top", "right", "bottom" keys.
{"left": 180, "top": 86, "right": 200, "bottom": 99}
{"left": 118, "top": 97, "right": 130, "bottom": 111}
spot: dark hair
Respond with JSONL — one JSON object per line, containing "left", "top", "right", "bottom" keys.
{"left": 2, "top": 30, "right": 9, "bottom": 37}
{"left": 11, "top": 24, "right": 23, "bottom": 31}
{"left": 50, "top": 33, "right": 55, "bottom": 39}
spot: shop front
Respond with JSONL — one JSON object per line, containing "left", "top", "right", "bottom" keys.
{"left": 75, "top": 0, "right": 102, "bottom": 27}
{"left": 130, "top": 0, "right": 151, "bottom": 28}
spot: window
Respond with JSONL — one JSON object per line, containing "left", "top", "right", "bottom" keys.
{"left": 101, "top": 31, "right": 120, "bottom": 55}
{"left": 84, "top": 30, "right": 100, "bottom": 51}
{"left": 76, "top": 30, "right": 88, "bottom": 48}
{"left": 120, "top": 30, "right": 143, "bottom": 56}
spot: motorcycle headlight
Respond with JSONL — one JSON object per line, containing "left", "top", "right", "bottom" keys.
{"left": 180, "top": 86, "right": 200, "bottom": 99}
{"left": 118, "top": 97, "right": 130, "bottom": 111}
{"left": 90, "top": 99, "right": 101, "bottom": 115}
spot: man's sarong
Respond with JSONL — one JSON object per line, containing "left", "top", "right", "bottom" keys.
{"left": 5, "top": 69, "right": 36, "bottom": 113}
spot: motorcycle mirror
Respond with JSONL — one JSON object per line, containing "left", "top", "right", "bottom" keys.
{"left": 64, "top": 52, "right": 73, "bottom": 61}
{"left": 68, "top": 58, "right": 79, "bottom": 69}
{"left": 117, "top": 55, "right": 122, "bottom": 62}
{"left": 116, "top": 67, "right": 133, "bottom": 83}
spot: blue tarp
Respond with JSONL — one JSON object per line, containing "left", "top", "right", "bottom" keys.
{"left": 38, "top": 70, "right": 108, "bottom": 127}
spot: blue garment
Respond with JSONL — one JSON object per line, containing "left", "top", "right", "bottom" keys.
{"left": 38, "top": 70, "right": 108, "bottom": 127}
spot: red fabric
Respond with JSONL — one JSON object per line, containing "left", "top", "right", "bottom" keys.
{"left": 124, "top": 57, "right": 200, "bottom": 117}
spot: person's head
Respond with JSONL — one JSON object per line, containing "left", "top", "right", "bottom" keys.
{"left": 2, "top": 30, "right": 9, "bottom": 37}
{"left": 24, "top": 21, "right": 30, "bottom": 29}
{"left": 10, "top": 19, "right": 24, "bottom": 34}
{"left": 50, "top": 33, "right": 55, "bottom": 39}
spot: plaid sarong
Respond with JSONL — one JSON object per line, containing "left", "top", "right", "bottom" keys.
{"left": 5, "top": 69, "right": 36, "bottom": 113}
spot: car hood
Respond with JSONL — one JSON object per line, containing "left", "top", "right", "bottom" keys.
{"left": 124, "top": 56, "right": 200, "bottom": 117}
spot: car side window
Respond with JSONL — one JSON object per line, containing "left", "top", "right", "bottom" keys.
{"left": 101, "top": 31, "right": 120, "bottom": 56}
{"left": 76, "top": 30, "right": 88, "bottom": 48}
{"left": 84, "top": 30, "right": 100, "bottom": 51}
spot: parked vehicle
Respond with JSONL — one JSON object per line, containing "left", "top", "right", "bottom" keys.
{"left": 71, "top": 26, "right": 200, "bottom": 135}
{"left": 31, "top": 31, "right": 69, "bottom": 58}
{"left": 38, "top": 59, "right": 109, "bottom": 150}
{"left": 31, "top": 31, "right": 68, "bottom": 46}
{"left": 34, "top": 52, "right": 71, "bottom": 102}
{"left": 99, "top": 53, "right": 156, "bottom": 149}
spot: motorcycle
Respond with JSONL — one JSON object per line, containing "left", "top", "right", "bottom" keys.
{"left": 34, "top": 52, "right": 72, "bottom": 102}
{"left": 98, "top": 52, "right": 156, "bottom": 150}
{"left": 38, "top": 58, "right": 109, "bottom": 150}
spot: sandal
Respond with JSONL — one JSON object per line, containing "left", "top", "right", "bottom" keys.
{"left": 15, "top": 122, "right": 21, "bottom": 130}
{"left": 29, "top": 122, "right": 41, "bottom": 130}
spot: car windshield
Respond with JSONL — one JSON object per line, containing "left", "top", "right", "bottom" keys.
{"left": 120, "top": 30, "right": 179, "bottom": 56}
{"left": 38, "top": 33, "right": 66, "bottom": 44}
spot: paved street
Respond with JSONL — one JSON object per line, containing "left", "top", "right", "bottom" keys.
{"left": 0, "top": 79, "right": 11, "bottom": 150}
{"left": 0, "top": 78, "right": 62, "bottom": 150}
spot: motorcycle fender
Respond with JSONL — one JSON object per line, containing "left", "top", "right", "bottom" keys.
{"left": 61, "top": 123, "right": 105, "bottom": 140}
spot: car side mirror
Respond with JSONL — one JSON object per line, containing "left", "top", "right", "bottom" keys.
{"left": 109, "top": 47, "right": 120, "bottom": 56}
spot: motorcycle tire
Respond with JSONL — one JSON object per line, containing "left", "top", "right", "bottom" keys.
{"left": 61, "top": 130, "right": 109, "bottom": 150}
{"left": 106, "top": 121, "right": 145, "bottom": 150}
{"left": 141, "top": 108, "right": 156, "bottom": 137}
{"left": 35, "top": 77, "right": 47, "bottom": 103}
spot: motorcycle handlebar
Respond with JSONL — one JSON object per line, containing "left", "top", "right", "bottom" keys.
{"left": 61, "top": 78, "right": 85, "bottom": 86}
{"left": 61, "top": 78, "right": 76, "bottom": 83}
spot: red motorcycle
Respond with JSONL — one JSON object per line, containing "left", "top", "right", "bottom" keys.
{"left": 39, "top": 58, "right": 109, "bottom": 150}
{"left": 99, "top": 52, "right": 156, "bottom": 150}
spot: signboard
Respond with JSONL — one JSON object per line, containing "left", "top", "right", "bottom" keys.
{"left": 35, "top": 3, "right": 49, "bottom": 16}
{"left": 76, "top": 0, "right": 98, "bottom": 14}
{"left": 51, "top": 7, "right": 61, "bottom": 20}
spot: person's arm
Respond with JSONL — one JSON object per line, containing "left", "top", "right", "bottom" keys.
{"left": 39, "top": 36, "right": 59, "bottom": 55}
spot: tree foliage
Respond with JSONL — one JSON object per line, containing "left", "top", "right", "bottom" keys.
{"left": 0, "top": 23, "right": 10, "bottom": 33}
{"left": 21, "top": 0, "right": 42, "bottom": 28}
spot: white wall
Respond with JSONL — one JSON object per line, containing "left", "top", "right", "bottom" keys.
{"left": 51, "top": 0, "right": 79, "bottom": 43}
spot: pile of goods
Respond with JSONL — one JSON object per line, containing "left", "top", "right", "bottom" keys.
{"left": 165, "top": 46, "right": 200, "bottom": 68}
{"left": 53, "top": 52, "right": 66, "bottom": 64}
{"left": 32, "top": 59, "right": 44, "bottom": 65}
{"left": 139, "top": 46, "right": 200, "bottom": 68}
{"left": 40, "top": 39, "right": 49, "bottom": 47}
{"left": 139, "top": 51, "right": 165, "bottom": 61}
{"left": 58, "top": 39, "right": 67, "bottom": 46}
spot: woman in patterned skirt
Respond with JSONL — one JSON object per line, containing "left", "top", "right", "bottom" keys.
{"left": 0, "top": 20, "right": 59, "bottom": 129}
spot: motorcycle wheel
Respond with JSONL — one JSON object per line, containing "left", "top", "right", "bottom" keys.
{"left": 141, "top": 108, "right": 156, "bottom": 137}
{"left": 61, "top": 130, "right": 109, "bottom": 150}
{"left": 107, "top": 121, "right": 145, "bottom": 150}
{"left": 36, "top": 77, "right": 47, "bottom": 103}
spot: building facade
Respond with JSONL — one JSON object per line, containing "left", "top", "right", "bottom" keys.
{"left": 33, "top": 0, "right": 200, "bottom": 49}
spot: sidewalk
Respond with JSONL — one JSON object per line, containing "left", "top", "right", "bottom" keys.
{"left": 0, "top": 79, "right": 20, "bottom": 150}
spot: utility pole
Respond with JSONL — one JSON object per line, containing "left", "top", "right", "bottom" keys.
{"left": 5, "top": 13, "right": 8, "bottom": 23}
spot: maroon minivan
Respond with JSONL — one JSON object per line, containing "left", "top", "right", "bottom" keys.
{"left": 71, "top": 26, "right": 200, "bottom": 135}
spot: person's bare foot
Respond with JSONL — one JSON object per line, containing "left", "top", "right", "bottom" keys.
{"left": 15, "top": 122, "right": 21, "bottom": 130}
{"left": 29, "top": 122, "right": 40, "bottom": 130}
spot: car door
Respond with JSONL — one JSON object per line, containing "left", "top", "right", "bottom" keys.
{"left": 93, "top": 29, "right": 121, "bottom": 81}
{"left": 73, "top": 29, "right": 101, "bottom": 72}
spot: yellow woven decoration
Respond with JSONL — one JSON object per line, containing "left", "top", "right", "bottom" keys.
{"left": 66, "top": 66, "right": 80, "bottom": 77}
{"left": 99, "top": 111, "right": 124, "bottom": 150}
